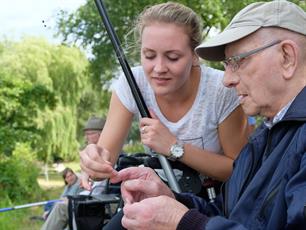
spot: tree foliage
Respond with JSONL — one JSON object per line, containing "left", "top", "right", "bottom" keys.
{"left": 0, "top": 37, "right": 101, "bottom": 162}
{"left": 0, "top": 66, "right": 56, "bottom": 155}
{"left": 0, "top": 36, "right": 113, "bottom": 213}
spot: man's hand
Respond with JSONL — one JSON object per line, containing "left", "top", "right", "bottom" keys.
{"left": 122, "top": 195, "right": 188, "bottom": 230}
{"left": 110, "top": 167, "right": 175, "bottom": 204}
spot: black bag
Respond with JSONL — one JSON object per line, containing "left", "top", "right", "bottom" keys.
{"left": 68, "top": 195, "right": 105, "bottom": 230}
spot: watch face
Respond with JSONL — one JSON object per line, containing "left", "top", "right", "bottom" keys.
{"left": 172, "top": 144, "right": 184, "bottom": 158}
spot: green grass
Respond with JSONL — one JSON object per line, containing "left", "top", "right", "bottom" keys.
{"left": 0, "top": 207, "right": 43, "bottom": 230}
{"left": 0, "top": 161, "right": 80, "bottom": 229}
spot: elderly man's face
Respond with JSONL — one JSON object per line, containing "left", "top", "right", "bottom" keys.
{"left": 223, "top": 33, "right": 284, "bottom": 118}
{"left": 85, "top": 130, "right": 101, "bottom": 144}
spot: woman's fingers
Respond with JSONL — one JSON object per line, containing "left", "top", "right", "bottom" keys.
{"left": 80, "top": 144, "right": 117, "bottom": 180}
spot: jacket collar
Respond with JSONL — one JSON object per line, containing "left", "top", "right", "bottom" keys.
{"left": 283, "top": 86, "right": 306, "bottom": 121}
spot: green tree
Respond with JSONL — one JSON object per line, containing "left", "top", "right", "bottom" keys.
{"left": 0, "top": 37, "right": 109, "bottom": 214}
{"left": 0, "top": 37, "right": 98, "bottom": 162}
{"left": 0, "top": 68, "right": 56, "bottom": 155}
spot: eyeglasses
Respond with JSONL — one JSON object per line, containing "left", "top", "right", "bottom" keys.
{"left": 222, "top": 40, "right": 281, "bottom": 72}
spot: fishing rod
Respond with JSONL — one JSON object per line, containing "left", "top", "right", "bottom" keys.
{"left": 94, "top": 0, "right": 181, "bottom": 193}
{"left": 0, "top": 199, "right": 63, "bottom": 213}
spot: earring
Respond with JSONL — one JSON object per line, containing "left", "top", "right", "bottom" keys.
{"left": 192, "top": 58, "right": 200, "bottom": 67}
{"left": 192, "top": 63, "right": 200, "bottom": 68}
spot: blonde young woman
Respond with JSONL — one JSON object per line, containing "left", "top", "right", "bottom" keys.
{"left": 80, "top": 2, "right": 248, "bottom": 191}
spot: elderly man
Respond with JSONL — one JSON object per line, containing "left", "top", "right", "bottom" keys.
{"left": 83, "top": 116, "right": 105, "bottom": 145}
{"left": 107, "top": 1, "right": 306, "bottom": 229}
{"left": 41, "top": 116, "right": 105, "bottom": 230}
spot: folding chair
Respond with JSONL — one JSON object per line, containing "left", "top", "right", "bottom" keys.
{"left": 68, "top": 179, "right": 122, "bottom": 230}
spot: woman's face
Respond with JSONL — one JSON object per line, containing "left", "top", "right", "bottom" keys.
{"left": 140, "top": 22, "right": 195, "bottom": 97}
{"left": 65, "top": 171, "right": 77, "bottom": 186}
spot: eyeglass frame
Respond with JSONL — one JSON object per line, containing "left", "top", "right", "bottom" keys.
{"left": 222, "top": 40, "right": 282, "bottom": 72}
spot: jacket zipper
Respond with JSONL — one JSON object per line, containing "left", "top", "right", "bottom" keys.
{"left": 223, "top": 181, "right": 228, "bottom": 217}
{"left": 238, "top": 129, "right": 272, "bottom": 199}
{"left": 258, "top": 181, "right": 282, "bottom": 219}
{"left": 238, "top": 140, "right": 257, "bottom": 199}
{"left": 224, "top": 134, "right": 264, "bottom": 216}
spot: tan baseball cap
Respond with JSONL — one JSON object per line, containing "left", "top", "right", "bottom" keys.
{"left": 195, "top": 0, "right": 306, "bottom": 61}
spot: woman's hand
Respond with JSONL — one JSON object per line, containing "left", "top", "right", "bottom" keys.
{"left": 140, "top": 110, "right": 177, "bottom": 156}
{"left": 79, "top": 144, "right": 117, "bottom": 190}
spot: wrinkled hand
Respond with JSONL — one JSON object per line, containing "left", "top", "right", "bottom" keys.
{"left": 122, "top": 195, "right": 188, "bottom": 230}
{"left": 110, "top": 167, "right": 175, "bottom": 204}
{"left": 80, "top": 144, "right": 117, "bottom": 190}
{"left": 140, "top": 110, "right": 176, "bottom": 155}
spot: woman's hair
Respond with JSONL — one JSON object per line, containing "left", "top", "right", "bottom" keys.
{"left": 62, "top": 167, "right": 74, "bottom": 185}
{"left": 133, "top": 2, "right": 202, "bottom": 51}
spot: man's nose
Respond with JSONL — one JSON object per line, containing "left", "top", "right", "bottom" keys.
{"left": 223, "top": 69, "right": 240, "bottom": 88}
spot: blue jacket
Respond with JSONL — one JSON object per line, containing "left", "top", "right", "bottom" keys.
{"left": 176, "top": 87, "right": 306, "bottom": 230}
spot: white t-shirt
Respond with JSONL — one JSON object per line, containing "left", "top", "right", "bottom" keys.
{"left": 112, "top": 65, "right": 239, "bottom": 155}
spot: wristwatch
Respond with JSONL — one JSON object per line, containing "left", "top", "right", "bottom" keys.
{"left": 167, "top": 141, "right": 184, "bottom": 161}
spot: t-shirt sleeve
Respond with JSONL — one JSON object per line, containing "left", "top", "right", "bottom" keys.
{"left": 215, "top": 78, "right": 240, "bottom": 124}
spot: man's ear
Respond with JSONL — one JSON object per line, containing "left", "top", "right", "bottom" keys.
{"left": 280, "top": 40, "right": 298, "bottom": 80}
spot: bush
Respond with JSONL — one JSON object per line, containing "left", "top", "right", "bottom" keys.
{"left": 0, "top": 143, "right": 42, "bottom": 203}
